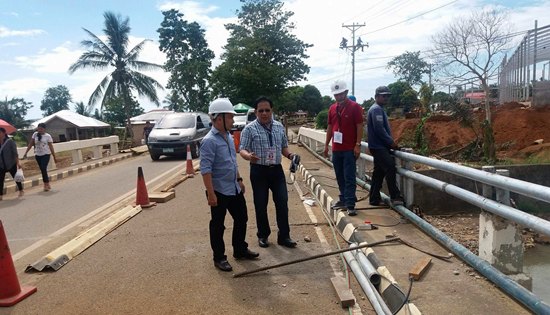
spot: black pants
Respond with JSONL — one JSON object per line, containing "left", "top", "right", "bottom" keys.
{"left": 250, "top": 164, "right": 290, "bottom": 240}
{"left": 35, "top": 154, "right": 51, "bottom": 183}
{"left": 0, "top": 165, "right": 23, "bottom": 196}
{"left": 369, "top": 148, "right": 401, "bottom": 203}
{"left": 209, "top": 191, "right": 248, "bottom": 261}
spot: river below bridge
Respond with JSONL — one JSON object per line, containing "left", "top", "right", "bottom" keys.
{"left": 524, "top": 244, "right": 550, "bottom": 303}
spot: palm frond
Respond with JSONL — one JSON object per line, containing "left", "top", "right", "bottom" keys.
{"left": 88, "top": 75, "right": 111, "bottom": 107}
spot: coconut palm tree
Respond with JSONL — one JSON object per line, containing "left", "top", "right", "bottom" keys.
{"left": 69, "top": 11, "right": 164, "bottom": 124}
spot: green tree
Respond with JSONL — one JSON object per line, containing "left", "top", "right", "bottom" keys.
{"left": 0, "top": 97, "right": 33, "bottom": 128}
{"left": 40, "top": 85, "right": 72, "bottom": 116}
{"left": 157, "top": 9, "right": 214, "bottom": 113}
{"left": 387, "top": 51, "right": 430, "bottom": 87}
{"left": 102, "top": 95, "right": 144, "bottom": 126}
{"left": 276, "top": 86, "right": 303, "bottom": 114}
{"left": 387, "top": 81, "right": 418, "bottom": 114}
{"left": 315, "top": 108, "right": 328, "bottom": 130}
{"left": 361, "top": 97, "right": 375, "bottom": 110}
{"left": 419, "top": 83, "right": 434, "bottom": 114}
{"left": 211, "top": 0, "right": 312, "bottom": 103}
{"left": 300, "top": 85, "right": 323, "bottom": 115}
{"left": 74, "top": 101, "right": 94, "bottom": 117}
{"left": 69, "top": 11, "right": 163, "bottom": 129}
{"left": 162, "top": 90, "right": 186, "bottom": 111}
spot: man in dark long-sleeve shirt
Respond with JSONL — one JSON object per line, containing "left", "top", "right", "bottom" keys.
{"left": 367, "top": 86, "right": 404, "bottom": 206}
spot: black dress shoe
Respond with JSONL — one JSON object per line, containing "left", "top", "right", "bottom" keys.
{"left": 277, "top": 238, "right": 297, "bottom": 248}
{"left": 258, "top": 238, "right": 269, "bottom": 248}
{"left": 234, "top": 249, "right": 260, "bottom": 260}
{"left": 214, "top": 259, "right": 233, "bottom": 272}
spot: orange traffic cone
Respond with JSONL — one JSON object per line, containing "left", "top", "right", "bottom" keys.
{"left": 233, "top": 130, "right": 241, "bottom": 153}
{"left": 0, "top": 221, "right": 37, "bottom": 307}
{"left": 135, "top": 167, "right": 155, "bottom": 208}
{"left": 186, "top": 144, "right": 195, "bottom": 178}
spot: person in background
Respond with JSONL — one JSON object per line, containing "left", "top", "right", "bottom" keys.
{"left": 367, "top": 86, "right": 404, "bottom": 206}
{"left": 23, "top": 123, "right": 57, "bottom": 192}
{"left": 323, "top": 80, "right": 364, "bottom": 216}
{"left": 143, "top": 121, "right": 153, "bottom": 145}
{"left": 0, "top": 127, "right": 24, "bottom": 200}
{"left": 200, "top": 98, "right": 259, "bottom": 272}
{"left": 239, "top": 96, "right": 299, "bottom": 248}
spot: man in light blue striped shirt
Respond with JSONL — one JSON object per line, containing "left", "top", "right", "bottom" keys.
{"left": 240, "top": 96, "right": 300, "bottom": 249}
{"left": 201, "top": 98, "right": 259, "bottom": 272}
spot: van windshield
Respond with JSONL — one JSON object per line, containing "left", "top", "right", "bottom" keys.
{"left": 156, "top": 115, "right": 196, "bottom": 129}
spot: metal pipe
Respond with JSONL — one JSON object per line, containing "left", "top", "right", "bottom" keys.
{"left": 352, "top": 177, "right": 550, "bottom": 315}
{"left": 396, "top": 168, "right": 550, "bottom": 237}
{"left": 233, "top": 237, "right": 400, "bottom": 278}
{"left": 393, "top": 150, "right": 550, "bottom": 204}
{"left": 350, "top": 244, "right": 382, "bottom": 288}
{"left": 343, "top": 251, "right": 391, "bottom": 315}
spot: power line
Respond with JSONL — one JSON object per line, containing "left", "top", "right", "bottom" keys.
{"left": 358, "top": 0, "right": 459, "bottom": 36}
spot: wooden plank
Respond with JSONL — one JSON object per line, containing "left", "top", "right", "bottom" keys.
{"left": 148, "top": 191, "right": 175, "bottom": 203}
{"left": 409, "top": 257, "right": 432, "bottom": 281}
{"left": 330, "top": 276, "right": 355, "bottom": 308}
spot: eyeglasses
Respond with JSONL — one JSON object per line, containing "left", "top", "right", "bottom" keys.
{"left": 258, "top": 109, "right": 271, "bottom": 113}
{"left": 379, "top": 94, "right": 391, "bottom": 98}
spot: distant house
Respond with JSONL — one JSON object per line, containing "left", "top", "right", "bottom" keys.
{"left": 24, "top": 110, "right": 110, "bottom": 142}
{"left": 129, "top": 109, "right": 174, "bottom": 145}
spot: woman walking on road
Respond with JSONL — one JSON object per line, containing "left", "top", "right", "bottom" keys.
{"left": 0, "top": 127, "right": 24, "bottom": 200}
{"left": 23, "top": 123, "right": 57, "bottom": 191}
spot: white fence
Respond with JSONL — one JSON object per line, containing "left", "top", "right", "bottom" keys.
{"left": 18, "top": 136, "right": 120, "bottom": 168}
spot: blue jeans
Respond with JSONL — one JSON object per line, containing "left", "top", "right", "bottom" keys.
{"left": 250, "top": 164, "right": 290, "bottom": 240}
{"left": 332, "top": 150, "right": 357, "bottom": 209}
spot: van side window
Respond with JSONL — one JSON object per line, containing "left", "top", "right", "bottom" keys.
{"left": 197, "top": 116, "right": 205, "bottom": 129}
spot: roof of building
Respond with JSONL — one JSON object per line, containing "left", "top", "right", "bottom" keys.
{"left": 30, "top": 110, "right": 110, "bottom": 129}
{"left": 130, "top": 109, "right": 175, "bottom": 123}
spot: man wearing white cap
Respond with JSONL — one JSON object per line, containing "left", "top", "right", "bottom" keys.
{"left": 323, "top": 80, "right": 364, "bottom": 216}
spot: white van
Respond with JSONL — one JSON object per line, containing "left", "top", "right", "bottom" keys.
{"left": 147, "top": 112, "right": 211, "bottom": 161}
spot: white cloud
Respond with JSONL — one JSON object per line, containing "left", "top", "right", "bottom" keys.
{"left": 0, "top": 78, "right": 50, "bottom": 100}
{"left": 0, "top": 26, "right": 45, "bottom": 38}
{"left": 14, "top": 42, "right": 82, "bottom": 73}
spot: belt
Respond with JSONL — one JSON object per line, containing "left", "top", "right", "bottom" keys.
{"left": 251, "top": 163, "right": 281, "bottom": 168}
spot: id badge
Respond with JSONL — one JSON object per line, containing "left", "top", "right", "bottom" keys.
{"left": 334, "top": 131, "right": 343, "bottom": 144}
{"left": 266, "top": 148, "right": 276, "bottom": 164}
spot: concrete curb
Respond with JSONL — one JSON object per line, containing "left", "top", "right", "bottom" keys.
{"left": 3, "top": 153, "right": 133, "bottom": 195}
{"left": 298, "top": 164, "right": 418, "bottom": 313}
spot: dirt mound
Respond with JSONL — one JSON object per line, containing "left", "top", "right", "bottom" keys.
{"left": 390, "top": 105, "right": 550, "bottom": 159}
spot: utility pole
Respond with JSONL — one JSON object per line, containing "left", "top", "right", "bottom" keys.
{"left": 340, "top": 23, "right": 367, "bottom": 95}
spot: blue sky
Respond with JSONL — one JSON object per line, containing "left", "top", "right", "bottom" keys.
{"left": 1, "top": 0, "right": 550, "bottom": 120}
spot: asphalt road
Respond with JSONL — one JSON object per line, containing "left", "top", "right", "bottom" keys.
{"left": 3, "top": 152, "right": 360, "bottom": 315}
{"left": 0, "top": 154, "right": 183, "bottom": 255}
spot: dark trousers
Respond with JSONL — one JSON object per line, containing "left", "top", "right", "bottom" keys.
{"left": 0, "top": 165, "right": 23, "bottom": 196}
{"left": 35, "top": 154, "right": 50, "bottom": 183}
{"left": 209, "top": 191, "right": 248, "bottom": 261}
{"left": 250, "top": 164, "right": 290, "bottom": 240}
{"left": 332, "top": 150, "right": 357, "bottom": 209}
{"left": 369, "top": 148, "right": 401, "bottom": 203}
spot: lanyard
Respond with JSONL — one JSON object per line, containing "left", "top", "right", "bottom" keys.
{"left": 261, "top": 124, "right": 273, "bottom": 147}
{"left": 336, "top": 104, "right": 347, "bottom": 130}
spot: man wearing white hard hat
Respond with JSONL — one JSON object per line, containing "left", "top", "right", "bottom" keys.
{"left": 323, "top": 80, "right": 364, "bottom": 216}
{"left": 200, "top": 98, "right": 259, "bottom": 272}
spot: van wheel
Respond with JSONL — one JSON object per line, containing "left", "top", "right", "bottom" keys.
{"left": 150, "top": 153, "right": 160, "bottom": 161}
{"left": 191, "top": 144, "right": 200, "bottom": 159}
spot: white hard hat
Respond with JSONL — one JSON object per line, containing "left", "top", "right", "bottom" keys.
{"left": 208, "top": 98, "right": 236, "bottom": 117}
{"left": 331, "top": 80, "right": 348, "bottom": 95}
